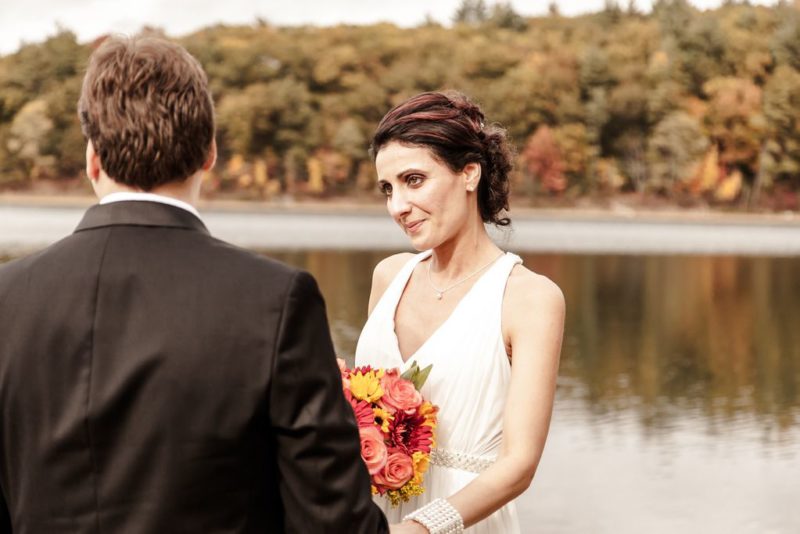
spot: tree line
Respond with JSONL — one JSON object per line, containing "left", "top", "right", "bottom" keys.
{"left": 1, "top": 0, "right": 799, "bottom": 209}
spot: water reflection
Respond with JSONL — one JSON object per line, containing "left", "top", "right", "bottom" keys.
{"left": 558, "top": 255, "right": 799, "bottom": 439}
{"left": 267, "top": 251, "right": 800, "bottom": 532}
{"left": 2, "top": 251, "right": 799, "bottom": 532}
{"left": 269, "top": 251, "right": 800, "bottom": 435}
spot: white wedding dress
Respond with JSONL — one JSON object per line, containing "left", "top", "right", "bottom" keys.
{"left": 355, "top": 250, "right": 522, "bottom": 533}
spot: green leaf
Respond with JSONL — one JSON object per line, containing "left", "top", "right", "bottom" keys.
{"left": 400, "top": 361, "right": 419, "bottom": 382}
{"left": 413, "top": 363, "right": 433, "bottom": 390}
{"left": 401, "top": 361, "right": 433, "bottom": 390}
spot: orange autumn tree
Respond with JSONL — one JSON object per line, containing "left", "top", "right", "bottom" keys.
{"left": 701, "top": 77, "right": 765, "bottom": 203}
{"left": 522, "top": 125, "right": 567, "bottom": 194}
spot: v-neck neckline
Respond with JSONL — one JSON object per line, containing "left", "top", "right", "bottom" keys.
{"left": 391, "top": 251, "right": 507, "bottom": 366}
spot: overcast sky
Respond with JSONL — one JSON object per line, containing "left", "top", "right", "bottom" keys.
{"left": 0, "top": 0, "right": 780, "bottom": 55}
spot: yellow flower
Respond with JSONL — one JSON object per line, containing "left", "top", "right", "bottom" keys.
{"left": 411, "top": 451, "right": 430, "bottom": 485}
{"left": 386, "top": 481, "right": 424, "bottom": 507}
{"left": 419, "top": 401, "right": 438, "bottom": 428}
{"left": 373, "top": 406, "right": 394, "bottom": 433}
{"left": 349, "top": 370, "right": 384, "bottom": 403}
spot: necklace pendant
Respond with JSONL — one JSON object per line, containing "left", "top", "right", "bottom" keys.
{"left": 436, "top": 292, "right": 443, "bottom": 300}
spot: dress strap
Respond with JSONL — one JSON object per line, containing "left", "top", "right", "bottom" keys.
{"left": 499, "top": 252, "right": 523, "bottom": 275}
{"left": 371, "top": 250, "right": 432, "bottom": 319}
{"left": 461, "top": 252, "right": 523, "bottom": 330}
{"left": 480, "top": 252, "right": 522, "bottom": 301}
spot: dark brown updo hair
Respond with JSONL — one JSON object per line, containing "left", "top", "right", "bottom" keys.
{"left": 370, "top": 91, "right": 514, "bottom": 226}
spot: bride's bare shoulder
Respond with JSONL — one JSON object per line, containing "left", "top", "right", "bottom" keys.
{"left": 502, "top": 264, "right": 565, "bottom": 364}
{"left": 368, "top": 253, "right": 416, "bottom": 314}
{"left": 374, "top": 253, "right": 416, "bottom": 280}
{"left": 505, "top": 264, "right": 564, "bottom": 316}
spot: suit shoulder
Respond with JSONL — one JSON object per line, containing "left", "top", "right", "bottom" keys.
{"left": 202, "top": 236, "right": 302, "bottom": 280}
{"left": 0, "top": 254, "right": 31, "bottom": 285}
{"left": 0, "top": 234, "right": 84, "bottom": 286}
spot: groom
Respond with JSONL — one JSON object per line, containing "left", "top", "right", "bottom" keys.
{"left": 0, "top": 36, "right": 387, "bottom": 533}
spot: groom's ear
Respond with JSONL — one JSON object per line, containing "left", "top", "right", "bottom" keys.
{"left": 202, "top": 138, "right": 217, "bottom": 172}
{"left": 85, "top": 140, "right": 102, "bottom": 182}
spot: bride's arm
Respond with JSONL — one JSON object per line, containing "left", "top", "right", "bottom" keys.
{"left": 393, "top": 269, "right": 565, "bottom": 533}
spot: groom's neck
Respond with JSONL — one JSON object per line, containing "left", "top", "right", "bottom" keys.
{"left": 92, "top": 172, "right": 203, "bottom": 207}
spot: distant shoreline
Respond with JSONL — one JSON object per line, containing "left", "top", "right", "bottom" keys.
{"left": 2, "top": 192, "right": 799, "bottom": 226}
{"left": 2, "top": 198, "right": 799, "bottom": 257}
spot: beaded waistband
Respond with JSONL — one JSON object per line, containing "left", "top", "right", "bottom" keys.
{"left": 429, "top": 448, "right": 496, "bottom": 474}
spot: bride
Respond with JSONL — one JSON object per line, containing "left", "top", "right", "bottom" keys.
{"left": 355, "top": 91, "right": 565, "bottom": 533}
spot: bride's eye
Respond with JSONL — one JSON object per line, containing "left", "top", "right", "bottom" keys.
{"left": 406, "top": 174, "right": 424, "bottom": 187}
{"left": 378, "top": 182, "right": 392, "bottom": 196}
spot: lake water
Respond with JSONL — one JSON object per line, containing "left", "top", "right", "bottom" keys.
{"left": 268, "top": 251, "right": 800, "bottom": 534}
{"left": 2, "top": 250, "right": 799, "bottom": 533}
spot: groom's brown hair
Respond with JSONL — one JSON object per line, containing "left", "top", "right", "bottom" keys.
{"left": 78, "top": 35, "right": 215, "bottom": 190}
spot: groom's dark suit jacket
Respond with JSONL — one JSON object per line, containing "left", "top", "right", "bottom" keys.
{"left": 0, "top": 201, "right": 387, "bottom": 534}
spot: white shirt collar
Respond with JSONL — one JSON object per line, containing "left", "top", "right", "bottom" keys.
{"left": 99, "top": 192, "right": 201, "bottom": 220}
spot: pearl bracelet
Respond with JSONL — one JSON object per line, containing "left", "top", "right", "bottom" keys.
{"left": 403, "top": 498, "right": 464, "bottom": 534}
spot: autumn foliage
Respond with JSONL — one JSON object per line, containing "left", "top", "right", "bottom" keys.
{"left": 1, "top": 1, "right": 799, "bottom": 209}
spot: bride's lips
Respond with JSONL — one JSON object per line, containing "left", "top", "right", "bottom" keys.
{"left": 404, "top": 220, "right": 424, "bottom": 234}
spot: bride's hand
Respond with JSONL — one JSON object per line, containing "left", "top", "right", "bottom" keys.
{"left": 390, "top": 520, "right": 428, "bottom": 533}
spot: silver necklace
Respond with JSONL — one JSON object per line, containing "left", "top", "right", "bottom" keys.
{"left": 426, "top": 252, "right": 505, "bottom": 300}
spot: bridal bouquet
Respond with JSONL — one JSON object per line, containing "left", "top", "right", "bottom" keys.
{"left": 337, "top": 359, "right": 438, "bottom": 506}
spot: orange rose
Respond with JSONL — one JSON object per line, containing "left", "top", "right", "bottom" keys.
{"left": 359, "top": 426, "right": 388, "bottom": 475}
{"left": 381, "top": 370, "right": 423, "bottom": 414}
{"left": 374, "top": 450, "right": 414, "bottom": 490}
